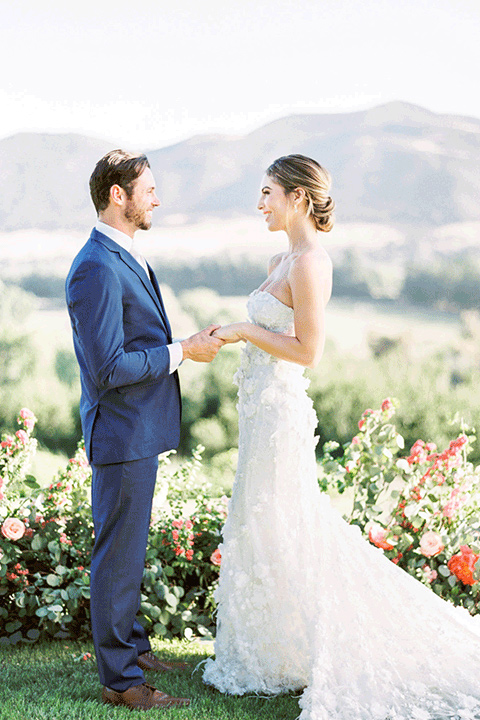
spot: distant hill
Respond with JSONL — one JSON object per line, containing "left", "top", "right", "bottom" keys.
{"left": 0, "top": 133, "right": 112, "bottom": 231}
{"left": 1, "top": 101, "right": 479, "bottom": 231}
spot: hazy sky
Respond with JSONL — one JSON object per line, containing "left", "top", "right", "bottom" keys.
{"left": 2, "top": 0, "right": 479, "bottom": 150}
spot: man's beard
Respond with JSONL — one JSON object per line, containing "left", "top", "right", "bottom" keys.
{"left": 125, "top": 201, "right": 151, "bottom": 231}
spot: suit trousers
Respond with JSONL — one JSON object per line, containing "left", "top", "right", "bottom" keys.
{"left": 90, "top": 454, "right": 159, "bottom": 691}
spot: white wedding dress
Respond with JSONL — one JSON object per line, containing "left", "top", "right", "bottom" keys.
{"left": 203, "top": 289, "right": 480, "bottom": 720}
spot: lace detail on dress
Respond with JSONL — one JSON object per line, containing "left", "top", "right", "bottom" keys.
{"left": 203, "top": 289, "right": 480, "bottom": 719}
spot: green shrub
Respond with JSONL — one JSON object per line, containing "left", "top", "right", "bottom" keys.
{"left": 320, "top": 398, "right": 480, "bottom": 613}
{"left": 0, "top": 414, "right": 225, "bottom": 645}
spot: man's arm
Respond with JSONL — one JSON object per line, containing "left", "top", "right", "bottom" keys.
{"left": 67, "top": 261, "right": 171, "bottom": 390}
{"left": 67, "top": 261, "right": 225, "bottom": 390}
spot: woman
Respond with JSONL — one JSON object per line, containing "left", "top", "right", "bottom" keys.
{"left": 202, "top": 154, "right": 480, "bottom": 720}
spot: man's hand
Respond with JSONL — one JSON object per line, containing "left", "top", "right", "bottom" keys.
{"left": 212, "top": 323, "right": 247, "bottom": 344}
{"left": 180, "top": 325, "right": 225, "bottom": 363}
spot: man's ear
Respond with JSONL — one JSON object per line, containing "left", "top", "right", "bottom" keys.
{"left": 110, "top": 184, "right": 125, "bottom": 206}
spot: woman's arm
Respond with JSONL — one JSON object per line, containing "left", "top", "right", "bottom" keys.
{"left": 214, "top": 252, "right": 332, "bottom": 369}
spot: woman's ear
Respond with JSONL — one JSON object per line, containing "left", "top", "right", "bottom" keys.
{"left": 294, "top": 187, "right": 306, "bottom": 203}
{"left": 291, "top": 187, "right": 306, "bottom": 210}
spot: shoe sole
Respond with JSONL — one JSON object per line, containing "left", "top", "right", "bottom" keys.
{"left": 103, "top": 696, "right": 190, "bottom": 710}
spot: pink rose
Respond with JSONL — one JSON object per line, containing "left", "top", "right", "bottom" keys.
{"left": 351, "top": 436, "right": 360, "bottom": 445}
{"left": 368, "top": 524, "right": 394, "bottom": 551}
{"left": 15, "top": 430, "right": 28, "bottom": 444}
{"left": 419, "top": 531, "right": 444, "bottom": 558}
{"left": 442, "top": 491, "right": 464, "bottom": 519}
{"left": 210, "top": 548, "right": 222, "bottom": 566}
{"left": 1, "top": 517, "right": 26, "bottom": 541}
{"left": 422, "top": 565, "right": 438, "bottom": 583}
{"left": 19, "top": 408, "right": 36, "bottom": 431}
{"left": 381, "top": 398, "right": 393, "bottom": 412}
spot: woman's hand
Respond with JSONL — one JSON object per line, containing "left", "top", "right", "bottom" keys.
{"left": 212, "top": 323, "right": 247, "bottom": 344}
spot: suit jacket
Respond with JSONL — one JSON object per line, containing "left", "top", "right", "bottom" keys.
{"left": 66, "top": 228, "right": 181, "bottom": 464}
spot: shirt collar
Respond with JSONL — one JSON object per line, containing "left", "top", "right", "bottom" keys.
{"left": 95, "top": 220, "right": 134, "bottom": 253}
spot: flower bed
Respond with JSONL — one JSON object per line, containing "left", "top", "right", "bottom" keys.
{"left": 3, "top": 399, "right": 480, "bottom": 646}
{"left": 320, "top": 399, "right": 480, "bottom": 613}
{"left": 0, "top": 412, "right": 224, "bottom": 645}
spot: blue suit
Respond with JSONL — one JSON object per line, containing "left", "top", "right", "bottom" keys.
{"left": 66, "top": 228, "right": 181, "bottom": 690}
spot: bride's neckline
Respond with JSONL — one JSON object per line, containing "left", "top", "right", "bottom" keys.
{"left": 252, "top": 288, "right": 294, "bottom": 311}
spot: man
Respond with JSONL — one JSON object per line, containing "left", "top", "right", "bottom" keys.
{"left": 66, "top": 150, "right": 223, "bottom": 710}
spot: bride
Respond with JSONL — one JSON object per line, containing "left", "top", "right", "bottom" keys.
{"left": 202, "top": 154, "right": 480, "bottom": 720}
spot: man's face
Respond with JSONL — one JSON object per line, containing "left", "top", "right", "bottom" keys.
{"left": 124, "top": 167, "right": 160, "bottom": 231}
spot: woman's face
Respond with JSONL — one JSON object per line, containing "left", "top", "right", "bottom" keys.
{"left": 257, "top": 175, "right": 291, "bottom": 232}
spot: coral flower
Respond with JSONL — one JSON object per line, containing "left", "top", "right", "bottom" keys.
{"left": 368, "top": 524, "right": 394, "bottom": 551}
{"left": 210, "top": 548, "right": 222, "bottom": 566}
{"left": 381, "top": 398, "right": 393, "bottom": 412}
{"left": 448, "top": 546, "right": 480, "bottom": 586}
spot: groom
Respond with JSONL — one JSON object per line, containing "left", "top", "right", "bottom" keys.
{"left": 66, "top": 149, "right": 223, "bottom": 710}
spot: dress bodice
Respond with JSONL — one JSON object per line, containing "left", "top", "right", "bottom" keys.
{"left": 247, "top": 289, "right": 295, "bottom": 334}
{"left": 235, "top": 290, "right": 305, "bottom": 383}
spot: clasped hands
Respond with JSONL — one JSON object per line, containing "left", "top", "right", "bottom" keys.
{"left": 180, "top": 322, "right": 246, "bottom": 363}
{"left": 211, "top": 322, "right": 246, "bottom": 344}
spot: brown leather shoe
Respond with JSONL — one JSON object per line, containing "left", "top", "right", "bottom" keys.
{"left": 137, "top": 650, "right": 189, "bottom": 672}
{"left": 102, "top": 682, "right": 190, "bottom": 710}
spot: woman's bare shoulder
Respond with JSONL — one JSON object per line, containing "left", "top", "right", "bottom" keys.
{"left": 290, "top": 246, "right": 332, "bottom": 279}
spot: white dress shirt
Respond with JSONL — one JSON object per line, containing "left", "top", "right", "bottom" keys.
{"left": 95, "top": 221, "right": 183, "bottom": 374}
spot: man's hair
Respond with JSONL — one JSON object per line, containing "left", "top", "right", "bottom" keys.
{"left": 89, "top": 149, "right": 150, "bottom": 214}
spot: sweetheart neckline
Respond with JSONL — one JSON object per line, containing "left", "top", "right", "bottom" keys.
{"left": 251, "top": 289, "right": 294, "bottom": 311}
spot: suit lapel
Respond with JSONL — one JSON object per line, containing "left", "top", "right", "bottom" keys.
{"left": 91, "top": 229, "right": 171, "bottom": 337}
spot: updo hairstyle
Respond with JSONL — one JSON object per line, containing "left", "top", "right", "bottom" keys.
{"left": 266, "top": 154, "right": 335, "bottom": 232}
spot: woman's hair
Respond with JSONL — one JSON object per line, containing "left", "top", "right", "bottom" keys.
{"left": 89, "top": 149, "right": 150, "bottom": 214}
{"left": 266, "top": 154, "right": 335, "bottom": 232}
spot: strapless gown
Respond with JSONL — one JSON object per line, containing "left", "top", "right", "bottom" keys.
{"left": 203, "top": 289, "right": 480, "bottom": 720}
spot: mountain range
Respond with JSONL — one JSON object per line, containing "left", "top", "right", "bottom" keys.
{"left": 1, "top": 101, "right": 479, "bottom": 232}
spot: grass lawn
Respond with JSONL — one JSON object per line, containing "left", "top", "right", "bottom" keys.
{"left": 2, "top": 638, "right": 301, "bottom": 720}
